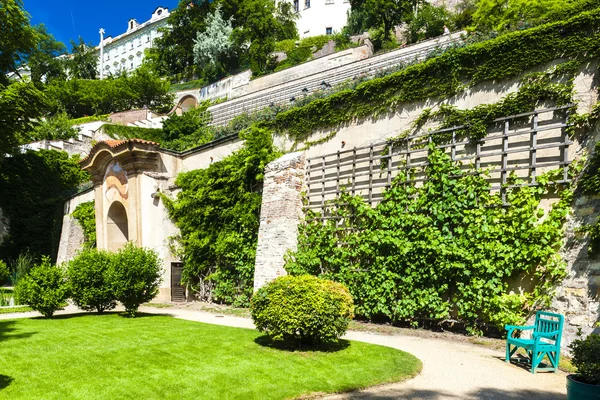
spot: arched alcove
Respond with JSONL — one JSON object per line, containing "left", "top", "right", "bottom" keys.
{"left": 179, "top": 95, "right": 198, "bottom": 114}
{"left": 107, "top": 202, "right": 129, "bottom": 251}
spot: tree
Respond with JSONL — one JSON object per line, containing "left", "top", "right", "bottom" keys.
{"left": 405, "top": 3, "right": 450, "bottom": 44}
{"left": 0, "top": 81, "right": 48, "bottom": 155}
{"left": 32, "top": 111, "right": 80, "bottom": 141}
{"left": 193, "top": 4, "right": 233, "bottom": 76}
{"left": 67, "top": 37, "right": 97, "bottom": 80}
{"left": 0, "top": 0, "right": 37, "bottom": 84}
{"left": 233, "top": 0, "right": 278, "bottom": 74}
{"left": 27, "top": 24, "right": 67, "bottom": 83}
{"left": 152, "top": 0, "right": 217, "bottom": 78}
{"left": 274, "top": 1, "right": 299, "bottom": 41}
{"left": 348, "top": 0, "right": 413, "bottom": 40}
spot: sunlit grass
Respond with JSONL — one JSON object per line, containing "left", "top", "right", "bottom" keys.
{"left": 0, "top": 313, "right": 421, "bottom": 399}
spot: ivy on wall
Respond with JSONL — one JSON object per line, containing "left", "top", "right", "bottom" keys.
{"left": 270, "top": 8, "right": 600, "bottom": 139}
{"left": 71, "top": 201, "right": 96, "bottom": 249}
{"left": 286, "top": 144, "right": 573, "bottom": 334}
{"left": 163, "top": 125, "right": 280, "bottom": 306}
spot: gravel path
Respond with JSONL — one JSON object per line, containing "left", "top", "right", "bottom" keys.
{"left": 1, "top": 305, "right": 568, "bottom": 399}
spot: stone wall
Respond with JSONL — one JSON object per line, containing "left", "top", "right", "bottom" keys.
{"left": 56, "top": 190, "right": 95, "bottom": 265}
{"left": 253, "top": 152, "right": 306, "bottom": 290}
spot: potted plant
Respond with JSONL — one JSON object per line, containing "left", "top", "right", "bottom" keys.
{"left": 567, "top": 332, "right": 600, "bottom": 400}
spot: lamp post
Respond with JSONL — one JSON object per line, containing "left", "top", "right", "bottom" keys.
{"left": 99, "top": 28, "right": 105, "bottom": 79}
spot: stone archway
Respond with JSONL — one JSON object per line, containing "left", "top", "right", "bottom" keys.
{"left": 107, "top": 201, "right": 128, "bottom": 251}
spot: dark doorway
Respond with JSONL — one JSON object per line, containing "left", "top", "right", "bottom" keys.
{"left": 171, "top": 262, "right": 185, "bottom": 302}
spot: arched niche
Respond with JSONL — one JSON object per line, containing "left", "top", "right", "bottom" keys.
{"left": 107, "top": 201, "right": 129, "bottom": 252}
{"left": 178, "top": 95, "right": 198, "bottom": 115}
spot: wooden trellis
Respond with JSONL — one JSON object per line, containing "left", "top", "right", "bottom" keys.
{"left": 305, "top": 105, "right": 572, "bottom": 219}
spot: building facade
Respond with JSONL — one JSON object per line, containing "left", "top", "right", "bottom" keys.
{"left": 98, "top": 6, "right": 170, "bottom": 78}
{"left": 286, "top": 0, "right": 351, "bottom": 38}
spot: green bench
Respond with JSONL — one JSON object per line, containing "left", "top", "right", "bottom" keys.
{"left": 505, "top": 311, "right": 564, "bottom": 373}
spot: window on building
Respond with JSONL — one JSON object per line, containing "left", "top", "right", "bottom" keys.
{"left": 130, "top": 62, "right": 134, "bottom": 69}
{"left": 121, "top": 46, "right": 125, "bottom": 54}
{"left": 130, "top": 42, "right": 134, "bottom": 50}
{"left": 137, "top": 38, "right": 141, "bottom": 47}
{"left": 305, "top": 0, "right": 310, "bottom": 8}
{"left": 325, "top": 0, "right": 334, "bottom": 4}
{"left": 146, "top": 35, "right": 150, "bottom": 43}
{"left": 326, "top": 27, "right": 333, "bottom": 35}
{"left": 293, "top": 0, "right": 299, "bottom": 12}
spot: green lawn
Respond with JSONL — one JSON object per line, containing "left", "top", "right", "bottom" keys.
{"left": 0, "top": 314, "right": 421, "bottom": 399}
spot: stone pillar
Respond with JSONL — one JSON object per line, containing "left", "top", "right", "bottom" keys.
{"left": 253, "top": 152, "right": 306, "bottom": 291}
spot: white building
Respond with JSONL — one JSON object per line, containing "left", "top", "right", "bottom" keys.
{"left": 98, "top": 6, "right": 170, "bottom": 78}
{"left": 286, "top": 0, "right": 351, "bottom": 38}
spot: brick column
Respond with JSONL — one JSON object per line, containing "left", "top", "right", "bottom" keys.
{"left": 253, "top": 152, "right": 306, "bottom": 291}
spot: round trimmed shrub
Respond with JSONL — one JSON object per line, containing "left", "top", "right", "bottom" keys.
{"left": 109, "top": 243, "right": 162, "bottom": 317}
{"left": 67, "top": 249, "right": 116, "bottom": 313}
{"left": 251, "top": 275, "right": 354, "bottom": 345}
{"left": 14, "top": 257, "right": 68, "bottom": 317}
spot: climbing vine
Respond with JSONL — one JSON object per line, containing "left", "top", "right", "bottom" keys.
{"left": 286, "top": 144, "right": 573, "bottom": 334}
{"left": 270, "top": 8, "right": 600, "bottom": 139}
{"left": 71, "top": 201, "right": 96, "bottom": 249}
{"left": 163, "top": 125, "right": 280, "bottom": 306}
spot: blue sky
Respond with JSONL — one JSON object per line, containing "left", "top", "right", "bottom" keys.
{"left": 22, "top": 0, "right": 179, "bottom": 49}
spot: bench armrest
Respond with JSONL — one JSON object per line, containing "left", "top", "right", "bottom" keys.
{"left": 533, "top": 330, "right": 561, "bottom": 340}
{"left": 505, "top": 325, "right": 535, "bottom": 338}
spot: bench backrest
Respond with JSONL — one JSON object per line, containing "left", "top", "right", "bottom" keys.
{"left": 534, "top": 311, "right": 564, "bottom": 346}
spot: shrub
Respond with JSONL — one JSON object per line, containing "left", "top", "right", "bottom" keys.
{"left": 0, "top": 260, "right": 9, "bottom": 283}
{"left": 9, "top": 252, "right": 34, "bottom": 285}
{"left": 14, "top": 257, "right": 68, "bottom": 317}
{"left": 569, "top": 333, "right": 600, "bottom": 385}
{"left": 251, "top": 275, "right": 354, "bottom": 345}
{"left": 67, "top": 249, "right": 116, "bottom": 313}
{"left": 109, "top": 243, "right": 162, "bottom": 317}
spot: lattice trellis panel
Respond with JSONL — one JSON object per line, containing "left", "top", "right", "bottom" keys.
{"left": 306, "top": 105, "right": 572, "bottom": 218}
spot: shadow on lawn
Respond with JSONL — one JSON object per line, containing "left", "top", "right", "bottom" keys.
{"left": 0, "top": 375, "right": 13, "bottom": 391}
{"left": 32, "top": 311, "right": 169, "bottom": 321}
{"left": 337, "top": 387, "right": 565, "bottom": 400}
{"left": 254, "top": 335, "right": 350, "bottom": 352}
{"left": 0, "top": 320, "right": 35, "bottom": 342}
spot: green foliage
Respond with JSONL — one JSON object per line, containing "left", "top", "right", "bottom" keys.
{"left": 67, "top": 114, "right": 109, "bottom": 126}
{"left": 0, "top": 287, "right": 11, "bottom": 306}
{"left": 471, "top": 0, "right": 599, "bottom": 33}
{"left": 161, "top": 102, "right": 216, "bottom": 151}
{"left": 33, "top": 111, "right": 80, "bottom": 141}
{"left": 27, "top": 24, "right": 67, "bottom": 84}
{"left": 8, "top": 252, "right": 34, "bottom": 286}
{"left": 286, "top": 145, "right": 571, "bottom": 333}
{"left": 67, "top": 248, "right": 115, "bottom": 313}
{"left": 0, "top": 150, "right": 90, "bottom": 262}
{"left": 109, "top": 243, "right": 162, "bottom": 317}
{"left": 348, "top": 0, "right": 412, "bottom": 39}
{"left": 274, "top": 34, "right": 354, "bottom": 71}
{"left": 584, "top": 221, "right": 600, "bottom": 257}
{"left": 101, "top": 124, "right": 165, "bottom": 143}
{"left": 14, "top": 257, "right": 68, "bottom": 317}
{"left": 193, "top": 4, "right": 233, "bottom": 76}
{"left": 0, "top": 260, "right": 9, "bottom": 283}
{"left": 45, "top": 66, "right": 174, "bottom": 118}
{"left": 0, "top": 0, "right": 37, "bottom": 85}
{"left": 0, "top": 81, "right": 48, "bottom": 155}
{"left": 405, "top": 3, "right": 450, "bottom": 44}
{"left": 67, "top": 37, "right": 97, "bottom": 80}
{"left": 71, "top": 201, "right": 96, "bottom": 249}
{"left": 163, "top": 125, "right": 280, "bottom": 304}
{"left": 569, "top": 333, "right": 600, "bottom": 385}
{"left": 579, "top": 141, "right": 600, "bottom": 195}
{"left": 271, "top": 8, "right": 600, "bottom": 139}
{"left": 251, "top": 275, "right": 355, "bottom": 345}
